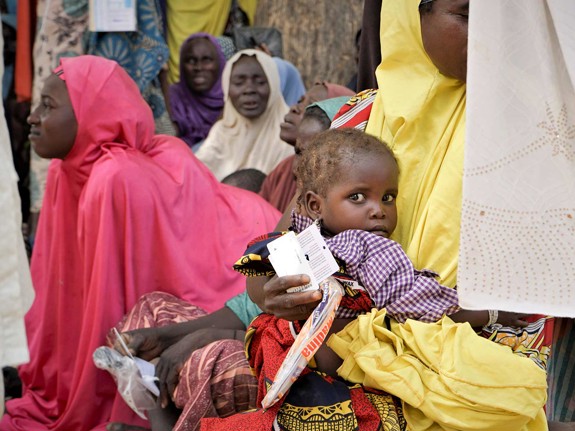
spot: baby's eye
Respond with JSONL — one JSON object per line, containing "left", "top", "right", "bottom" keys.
{"left": 349, "top": 193, "right": 366, "bottom": 202}
{"left": 382, "top": 194, "right": 395, "bottom": 203}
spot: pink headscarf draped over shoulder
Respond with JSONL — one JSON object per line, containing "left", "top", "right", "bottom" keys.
{"left": 2, "top": 55, "right": 280, "bottom": 431}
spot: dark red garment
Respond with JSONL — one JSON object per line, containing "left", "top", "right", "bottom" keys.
{"left": 258, "top": 154, "right": 296, "bottom": 213}
{"left": 200, "top": 313, "right": 406, "bottom": 431}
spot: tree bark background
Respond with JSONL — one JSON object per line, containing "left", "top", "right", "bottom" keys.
{"left": 254, "top": 1, "right": 364, "bottom": 89}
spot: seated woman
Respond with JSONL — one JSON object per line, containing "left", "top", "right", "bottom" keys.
{"left": 109, "top": 99, "right": 348, "bottom": 431}
{"left": 202, "top": 130, "right": 549, "bottom": 431}
{"left": 210, "top": 0, "right": 555, "bottom": 430}
{"left": 169, "top": 33, "right": 226, "bottom": 150}
{"left": 195, "top": 49, "right": 294, "bottom": 180}
{"left": 0, "top": 55, "right": 280, "bottom": 431}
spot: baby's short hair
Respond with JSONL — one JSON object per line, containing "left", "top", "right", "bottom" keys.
{"left": 221, "top": 168, "right": 267, "bottom": 193}
{"left": 295, "top": 128, "right": 396, "bottom": 205}
{"left": 302, "top": 106, "right": 331, "bottom": 130}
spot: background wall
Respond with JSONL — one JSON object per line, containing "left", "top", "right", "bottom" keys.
{"left": 254, "top": 1, "right": 364, "bottom": 89}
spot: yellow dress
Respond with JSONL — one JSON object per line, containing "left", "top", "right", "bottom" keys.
{"left": 333, "top": 1, "right": 549, "bottom": 430}
{"left": 366, "top": 0, "right": 466, "bottom": 288}
{"left": 328, "top": 309, "right": 548, "bottom": 431}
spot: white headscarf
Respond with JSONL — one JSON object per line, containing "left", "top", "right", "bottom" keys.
{"left": 196, "top": 49, "right": 293, "bottom": 180}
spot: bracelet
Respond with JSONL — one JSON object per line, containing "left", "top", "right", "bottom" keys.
{"left": 486, "top": 309, "right": 498, "bottom": 327}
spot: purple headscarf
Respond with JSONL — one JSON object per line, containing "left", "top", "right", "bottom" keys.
{"left": 169, "top": 33, "right": 226, "bottom": 147}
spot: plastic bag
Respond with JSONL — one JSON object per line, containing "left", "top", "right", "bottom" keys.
{"left": 93, "top": 346, "right": 159, "bottom": 419}
{"left": 261, "top": 277, "right": 344, "bottom": 410}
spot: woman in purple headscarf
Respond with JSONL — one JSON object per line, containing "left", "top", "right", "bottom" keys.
{"left": 169, "top": 33, "right": 226, "bottom": 149}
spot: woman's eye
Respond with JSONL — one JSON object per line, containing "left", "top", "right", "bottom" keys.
{"left": 383, "top": 194, "right": 395, "bottom": 203}
{"left": 349, "top": 193, "right": 366, "bottom": 202}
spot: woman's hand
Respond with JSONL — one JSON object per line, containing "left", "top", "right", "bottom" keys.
{"left": 261, "top": 274, "right": 323, "bottom": 321}
{"left": 156, "top": 328, "right": 242, "bottom": 408}
{"left": 497, "top": 311, "right": 529, "bottom": 328}
{"left": 113, "top": 327, "right": 175, "bottom": 361}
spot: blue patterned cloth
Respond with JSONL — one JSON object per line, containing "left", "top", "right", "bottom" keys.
{"left": 86, "top": 0, "right": 169, "bottom": 120}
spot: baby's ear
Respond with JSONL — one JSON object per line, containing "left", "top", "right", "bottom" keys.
{"left": 303, "top": 191, "right": 323, "bottom": 220}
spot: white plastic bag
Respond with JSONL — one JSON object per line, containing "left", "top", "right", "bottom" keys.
{"left": 93, "top": 346, "right": 159, "bottom": 419}
{"left": 261, "top": 277, "right": 344, "bottom": 410}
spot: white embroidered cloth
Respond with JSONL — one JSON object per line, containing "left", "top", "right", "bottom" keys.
{"left": 459, "top": 0, "right": 575, "bottom": 317}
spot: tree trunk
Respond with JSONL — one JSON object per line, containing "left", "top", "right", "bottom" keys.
{"left": 254, "top": 1, "right": 364, "bottom": 90}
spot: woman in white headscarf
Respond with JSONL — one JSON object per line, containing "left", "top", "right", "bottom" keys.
{"left": 196, "top": 49, "right": 293, "bottom": 180}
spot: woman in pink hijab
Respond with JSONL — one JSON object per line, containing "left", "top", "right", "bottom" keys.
{"left": 0, "top": 55, "right": 280, "bottom": 431}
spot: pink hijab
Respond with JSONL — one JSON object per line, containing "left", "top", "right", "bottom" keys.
{"left": 1, "top": 56, "right": 280, "bottom": 430}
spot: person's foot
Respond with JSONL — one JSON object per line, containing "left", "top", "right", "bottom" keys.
{"left": 106, "top": 423, "right": 151, "bottom": 431}
{"left": 548, "top": 421, "right": 575, "bottom": 431}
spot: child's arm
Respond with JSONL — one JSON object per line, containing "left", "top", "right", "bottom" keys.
{"left": 450, "top": 309, "right": 529, "bottom": 328}
{"left": 313, "top": 317, "right": 354, "bottom": 378}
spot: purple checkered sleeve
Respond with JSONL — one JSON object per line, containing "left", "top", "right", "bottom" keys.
{"left": 292, "top": 212, "right": 460, "bottom": 323}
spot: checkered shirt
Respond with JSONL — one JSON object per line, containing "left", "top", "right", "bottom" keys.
{"left": 292, "top": 212, "right": 460, "bottom": 322}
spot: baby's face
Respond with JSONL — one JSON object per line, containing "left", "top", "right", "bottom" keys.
{"left": 320, "top": 152, "right": 399, "bottom": 238}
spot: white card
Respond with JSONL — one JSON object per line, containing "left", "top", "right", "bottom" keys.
{"left": 89, "top": 0, "right": 137, "bottom": 32}
{"left": 268, "top": 231, "right": 317, "bottom": 292}
{"left": 267, "top": 224, "right": 339, "bottom": 292}
{"left": 297, "top": 223, "right": 340, "bottom": 284}
{"left": 134, "top": 357, "right": 160, "bottom": 397}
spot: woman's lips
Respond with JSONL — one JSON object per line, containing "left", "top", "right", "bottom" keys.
{"left": 29, "top": 129, "right": 40, "bottom": 141}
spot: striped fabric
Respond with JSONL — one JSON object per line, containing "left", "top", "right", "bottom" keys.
{"left": 116, "top": 292, "right": 258, "bottom": 431}
{"left": 547, "top": 318, "right": 575, "bottom": 421}
{"left": 329, "top": 88, "right": 377, "bottom": 132}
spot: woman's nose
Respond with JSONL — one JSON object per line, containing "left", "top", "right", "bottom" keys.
{"left": 243, "top": 83, "right": 256, "bottom": 94}
{"left": 27, "top": 107, "right": 40, "bottom": 126}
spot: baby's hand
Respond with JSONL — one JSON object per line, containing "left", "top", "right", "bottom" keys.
{"left": 497, "top": 311, "right": 529, "bottom": 328}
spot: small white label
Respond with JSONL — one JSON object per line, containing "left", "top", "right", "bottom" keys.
{"left": 89, "top": 0, "right": 137, "bottom": 32}
{"left": 267, "top": 224, "right": 339, "bottom": 293}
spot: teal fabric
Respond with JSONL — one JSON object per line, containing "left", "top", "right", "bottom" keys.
{"left": 225, "top": 291, "right": 262, "bottom": 329}
{"left": 307, "top": 96, "right": 351, "bottom": 121}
